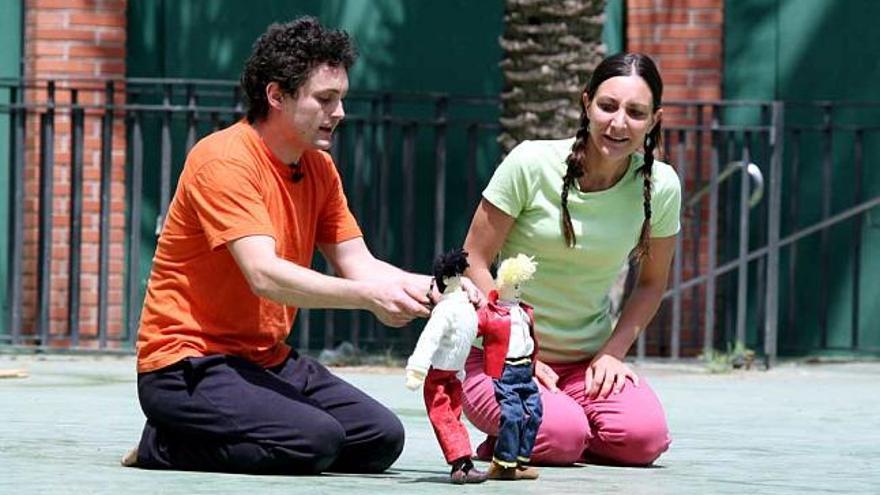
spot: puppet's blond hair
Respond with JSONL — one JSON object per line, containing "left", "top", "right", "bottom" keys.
{"left": 496, "top": 254, "right": 537, "bottom": 290}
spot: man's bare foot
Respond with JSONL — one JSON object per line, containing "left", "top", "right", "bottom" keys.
{"left": 120, "top": 447, "right": 138, "bottom": 467}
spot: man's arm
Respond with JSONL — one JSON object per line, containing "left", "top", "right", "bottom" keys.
{"left": 320, "top": 237, "right": 487, "bottom": 307}
{"left": 319, "top": 237, "right": 431, "bottom": 302}
{"left": 228, "top": 235, "right": 429, "bottom": 327}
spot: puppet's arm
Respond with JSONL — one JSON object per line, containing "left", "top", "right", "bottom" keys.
{"left": 404, "top": 308, "right": 450, "bottom": 389}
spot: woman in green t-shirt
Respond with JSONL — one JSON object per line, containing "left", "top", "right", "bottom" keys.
{"left": 461, "top": 52, "right": 681, "bottom": 466}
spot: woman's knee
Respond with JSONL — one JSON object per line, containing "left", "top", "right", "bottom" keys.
{"left": 590, "top": 416, "right": 670, "bottom": 466}
{"left": 535, "top": 414, "right": 590, "bottom": 464}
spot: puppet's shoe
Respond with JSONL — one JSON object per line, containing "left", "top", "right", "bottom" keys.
{"left": 450, "top": 458, "right": 488, "bottom": 484}
{"left": 120, "top": 447, "right": 139, "bottom": 467}
{"left": 487, "top": 460, "right": 539, "bottom": 480}
{"left": 473, "top": 436, "right": 496, "bottom": 461}
{"left": 516, "top": 464, "right": 540, "bottom": 479}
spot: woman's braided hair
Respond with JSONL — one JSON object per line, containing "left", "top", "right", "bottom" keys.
{"left": 561, "top": 52, "right": 663, "bottom": 261}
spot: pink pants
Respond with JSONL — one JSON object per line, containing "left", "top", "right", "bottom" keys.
{"left": 462, "top": 348, "right": 670, "bottom": 466}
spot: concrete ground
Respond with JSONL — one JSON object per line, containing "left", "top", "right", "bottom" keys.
{"left": 1, "top": 354, "right": 878, "bottom": 495}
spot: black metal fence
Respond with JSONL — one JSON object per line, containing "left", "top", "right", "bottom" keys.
{"left": 2, "top": 78, "right": 879, "bottom": 363}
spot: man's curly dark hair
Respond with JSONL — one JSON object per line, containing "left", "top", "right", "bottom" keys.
{"left": 240, "top": 17, "right": 357, "bottom": 123}
{"left": 433, "top": 249, "right": 470, "bottom": 294}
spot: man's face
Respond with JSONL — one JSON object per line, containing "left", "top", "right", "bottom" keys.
{"left": 279, "top": 63, "right": 349, "bottom": 153}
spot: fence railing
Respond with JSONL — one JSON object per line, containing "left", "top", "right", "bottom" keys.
{"left": 2, "top": 78, "right": 879, "bottom": 364}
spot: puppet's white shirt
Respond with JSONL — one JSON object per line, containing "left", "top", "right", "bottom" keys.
{"left": 406, "top": 289, "right": 477, "bottom": 374}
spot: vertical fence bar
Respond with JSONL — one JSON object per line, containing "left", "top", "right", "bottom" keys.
{"left": 671, "top": 129, "right": 686, "bottom": 359}
{"left": 764, "top": 102, "right": 784, "bottom": 367}
{"left": 185, "top": 83, "right": 197, "bottom": 153}
{"left": 126, "top": 112, "right": 145, "bottom": 343}
{"left": 298, "top": 309, "right": 310, "bottom": 351}
{"left": 703, "top": 111, "right": 720, "bottom": 356}
{"left": 402, "top": 123, "right": 416, "bottom": 271}
{"left": 735, "top": 132, "right": 752, "bottom": 346}
{"left": 68, "top": 89, "right": 84, "bottom": 347}
{"left": 786, "top": 130, "right": 800, "bottom": 349}
{"left": 98, "top": 81, "right": 114, "bottom": 348}
{"left": 8, "top": 86, "right": 25, "bottom": 344}
{"left": 377, "top": 94, "right": 392, "bottom": 348}
{"left": 466, "top": 123, "right": 478, "bottom": 210}
{"left": 324, "top": 265, "right": 335, "bottom": 351}
{"left": 157, "top": 84, "right": 173, "bottom": 236}
{"left": 401, "top": 122, "right": 418, "bottom": 350}
{"left": 378, "top": 94, "right": 392, "bottom": 259}
{"left": 722, "top": 133, "right": 737, "bottom": 345}
{"left": 433, "top": 96, "right": 448, "bottom": 257}
{"left": 818, "top": 104, "right": 832, "bottom": 349}
{"left": 37, "top": 81, "right": 56, "bottom": 345}
{"left": 350, "top": 120, "right": 366, "bottom": 349}
{"left": 691, "top": 105, "right": 705, "bottom": 350}
{"left": 851, "top": 129, "right": 863, "bottom": 350}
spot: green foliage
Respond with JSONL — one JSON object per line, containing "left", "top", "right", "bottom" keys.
{"left": 700, "top": 341, "right": 757, "bottom": 373}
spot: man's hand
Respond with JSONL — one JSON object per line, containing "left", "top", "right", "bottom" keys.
{"left": 534, "top": 359, "right": 560, "bottom": 393}
{"left": 365, "top": 280, "right": 430, "bottom": 327}
{"left": 585, "top": 353, "right": 639, "bottom": 400}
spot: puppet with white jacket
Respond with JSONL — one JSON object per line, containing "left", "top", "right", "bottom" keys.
{"left": 405, "top": 248, "right": 488, "bottom": 484}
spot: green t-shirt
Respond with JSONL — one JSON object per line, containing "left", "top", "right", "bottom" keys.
{"left": 483, "top": 138, "right": 681, "bottom": 363}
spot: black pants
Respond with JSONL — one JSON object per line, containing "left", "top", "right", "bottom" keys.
{"left": 135, "top": 351, "right": 404, "bottom": 474}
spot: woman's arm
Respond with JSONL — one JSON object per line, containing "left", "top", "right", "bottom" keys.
{"left": 586, "top": 235, "right": 677, "bottom": 399}
{"left": 462, "top": 199, "right": 515, "bottom": 295}
{"left": 463, "top": 199, "right": 562, "bottom": 391}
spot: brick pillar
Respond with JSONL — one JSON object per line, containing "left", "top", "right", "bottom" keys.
{"left": 22, "top": 0, "right": 127, "bottom": 347}
{"left": 627, "top": 0, "right": 724, "bottom": 356}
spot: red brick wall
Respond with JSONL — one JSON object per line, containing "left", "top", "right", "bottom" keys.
{"left": 21, "top": 0, "right": 127, "bottom": 347}
{"left": 627, "top": 0, "right": 724, "bottom": 356}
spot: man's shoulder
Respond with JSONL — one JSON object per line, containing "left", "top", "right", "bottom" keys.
{"left": 301, "top": 149, "right": 335, "bottom": 171}
{"left": 187, "top": 122, "right": 258, "bottom": 171}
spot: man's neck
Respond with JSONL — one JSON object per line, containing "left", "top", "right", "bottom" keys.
{"left": 251, "top": 118, "right": 305, "bottom": 165}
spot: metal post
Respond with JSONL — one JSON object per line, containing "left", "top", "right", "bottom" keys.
{"left": 671, "top": 129, "right": 686, "bottom": 359}
{"left": 7, "top": 85, "right": 25, "bottom": 344}
{"left": 68, "top": 89, "right": 84, "bottom": 347}
{"left": 851, "top": 130, "right": 863, "bottom": 350}
{"left": 98, "top": 81, "right": 114, "bottom": 348}
{"left": 763, "top": 102, "right": 784, "bottom": 367}
{"left": 126, "top": 113, "right": 145, "bottom": 344}
{"left": 433, "top": 96, "right": 448, "bottom": 257}
{"left": 37, "top": 81, "right": 56, "bottom": 346}
{"left": 735, "top": 134, "right": 752, "bottom": 346}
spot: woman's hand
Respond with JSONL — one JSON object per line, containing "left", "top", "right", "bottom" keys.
{"left": 585, "top": 353, "right": 639, "bottom": 400}
{"left": 534, "top": 359, "right": 560, "bottom": 393}
{"left": 459, "top": 276, "right": 486, "bottom": 307}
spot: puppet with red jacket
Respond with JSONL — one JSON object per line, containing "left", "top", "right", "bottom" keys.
{"left": 405, "top": 249, "right": 488, "bottom": 484}
{"left": 478, "top": 254, "right": 542, "bottom": 480}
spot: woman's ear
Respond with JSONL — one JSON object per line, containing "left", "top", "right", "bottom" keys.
{"left": 650, "top": 107, "right": 664, "bottom": 134}
{"left": 581, "top": 91, "right": 591, "bottom": 110}
{"left": 265, "top": 82, "right": 285, "bottom": 111}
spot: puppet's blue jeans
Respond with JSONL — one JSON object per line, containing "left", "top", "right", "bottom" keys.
{"left": 491, "top": 361, "right": 543, "bottom": 464}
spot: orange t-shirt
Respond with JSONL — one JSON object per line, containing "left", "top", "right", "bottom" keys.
{"left": 136, "top": 121, "right": 361, "bottom": 373}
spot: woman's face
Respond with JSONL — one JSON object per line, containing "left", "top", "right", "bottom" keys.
{"left": 584, "top": 74, "right": 661, "bottom": 163}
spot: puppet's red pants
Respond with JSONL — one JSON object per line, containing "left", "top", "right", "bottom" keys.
{"left": 424, "top": 368, "right": 473, "bottom": 464}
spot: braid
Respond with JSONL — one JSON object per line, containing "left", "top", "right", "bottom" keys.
{"left": 633, "top": 126, "right": 662, "bottom": 261}
{"left": 561, "top": 111, "right": 590, "bottom": 247}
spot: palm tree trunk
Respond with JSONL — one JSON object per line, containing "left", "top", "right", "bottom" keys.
{"left": 499, "top": 0, "right": 607, "bottom": 154}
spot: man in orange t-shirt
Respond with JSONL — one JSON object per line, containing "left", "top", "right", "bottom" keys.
{"left": 123, "top": 17, "right": 480, "bottom": 476}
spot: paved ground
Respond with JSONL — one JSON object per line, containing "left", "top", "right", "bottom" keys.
{"left": 1, "top": 354, "right": 878, "bottom": 494}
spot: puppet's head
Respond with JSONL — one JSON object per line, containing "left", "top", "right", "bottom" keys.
{"left": 433, "top": 248, "right": 470, "bottom": 294}
{"left": 495, "top": 254, "right": 537, "bottom": 302}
